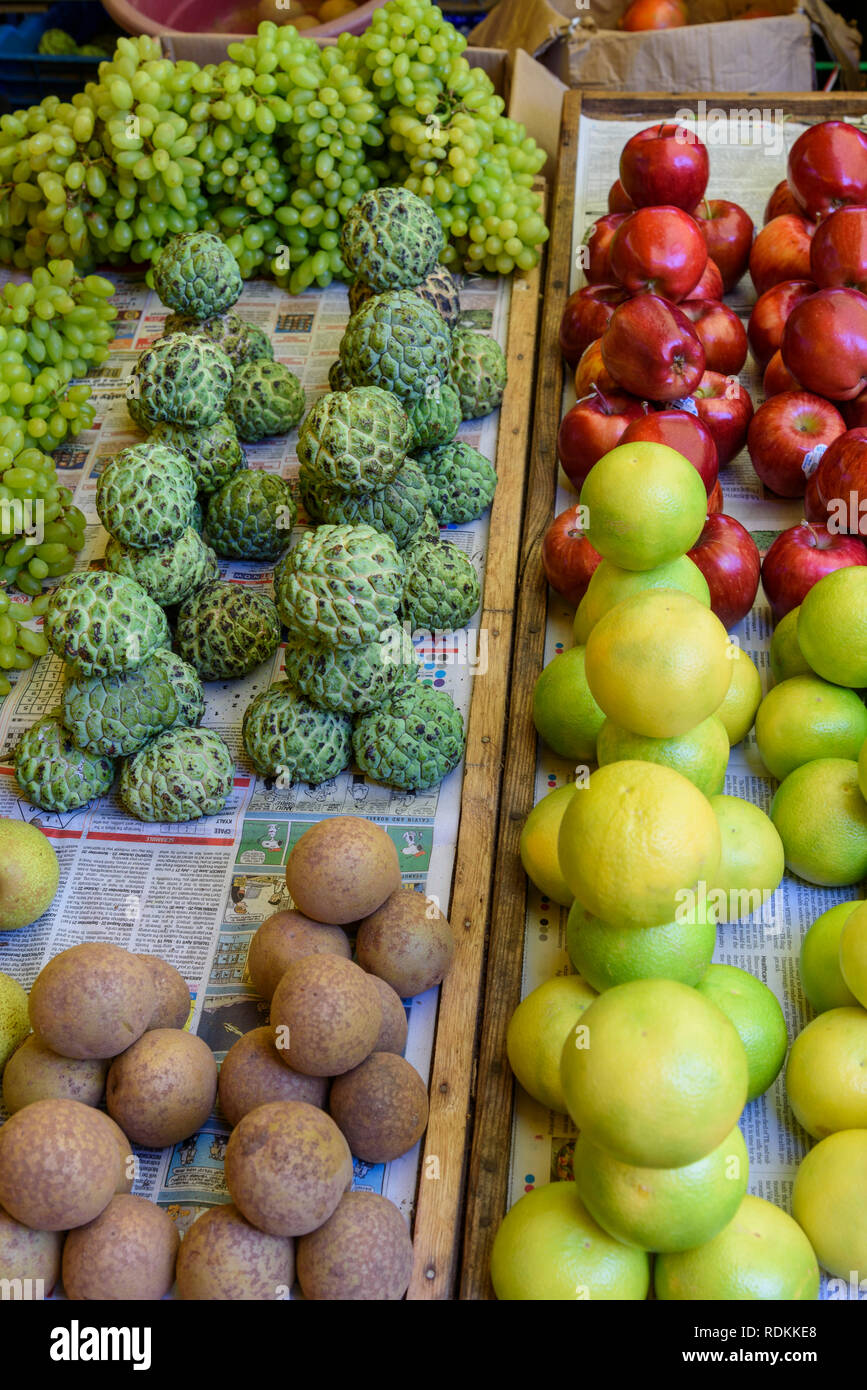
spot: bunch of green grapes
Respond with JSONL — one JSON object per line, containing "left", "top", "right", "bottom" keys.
{"left": 0, "top": 590, "right": 52, "bottom": 694}
{"left": 336, "top": 0, "right": 466, "bottom": 106}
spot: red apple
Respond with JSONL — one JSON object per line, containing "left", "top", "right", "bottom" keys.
{"left": 803, "top": 426, "right": 867, "bottom": 533}
{"left": 787, "top": 121, "right": 867, "bottom": 221}
{"left": 692, "top": 199, "right": 754, "bottom": 292}
{"left": 687, "top": 370, "right": 755, "bottom": 465}
{"left": 747, "top": 391, "right": 846, "bottom": 498}
{"left": 610, "top": 205, "right": 708, "bottom": 301}
{"left": 557, "top": 388, "right": 647, "bottom": 492}
{"left": 764, "top": 179, "right": 804, "bottom": 224}
{"left": 619, "top": 407, "right": 719, "bottom": 496}
{"left": 760, "top": 520, "right": 867, "bottom": 623}
{"left": 763, "top": 350, "right": 801, "bottom": 397}
{"left": 541, "top": 507, "right": 603, "bottom": 607}
{"left": 679, "top": 298, "right": 748, "bottom": 376}
{"left": 619, "top": 122, "right": 709, "bottom": 211}
{"left": 574, "top": 338, "right": 619, "bottom": 398}
{"left": 707, "top": 478, "right": 724, "bottom": 514}
{"left": 747, "top": 278, "right": 817, "bottom": 370}
{"left": 809, "top": 205, "right": 867, "bottom": 293}
{"left": 559, "top": 284, "right": 628, "bottom": 367}
{"left": 748, "top": 215, "right": 815, "bottom": 298}
{"left": 687, "top": 513, "right": 761, "bottom": 629}
{"left": 583, "top": 213, "right": 629, "bottom": 286}
{"left": 781, "top": 286, "right": 867, "bottom": 401}
{"left": 601, "top": 294, "right": 706, "bottom": 402}
{"left": 689, "top": 257, "right": 724, "bottom": 301}
{"left": 621, "top": 0, "right": 688, "bottom": 28}
{"left": 608, "top": 179, "right": 635, "bottom": 214}
{"left": 842, "top": 389, "right": 867, "bottom": 429}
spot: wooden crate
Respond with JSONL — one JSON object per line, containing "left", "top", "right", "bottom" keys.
{"left": 458, "top": 88, "right": 867, "bottom": 1303}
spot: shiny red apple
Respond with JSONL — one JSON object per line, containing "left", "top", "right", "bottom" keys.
{"left": 781, "top": 286, "right": 867, "bottom": 401}
{"left": 842, "top": 389, "right": 867, "bottom": 428}
{"left": 787, "top": 121, "right": 867, "bottom": 221}
{"left": 809, "top": 205, "right": 867, "bottom": 293}
{"left": 602, "top": 294, "right": 706, "bottom": 402}
{"left": 559, "top": 284, "right": 628, "bottom": 367}
{"left": 608, "top": 179, "right": 635, "bottom": 214}
{"left": 803, "top": 426, "right": 867, "bottom": 533}
{"left": 619, "top": 407, "right": 719, "bottom": 496}
{"left": 687, "top": 513, "right": 761, "bottom": 629}
{"left": 763, "top": 350, "right": 801, "bottom": 397}
{"left": 618, "top": 123, "right": 709, "bottom": 211}
{"left": 541, "top": 507, "right": 603, "bottom": 607}
{"left": 747, "top": 278, "right": 817, "bottom": 370}
{"left": 610, "top": 205, "right": 708, "bottom": 301}
{"left": 679, "top": 298, "right": 748, "bottom": 376}
{"left": 557, "top": 388, "right": 647, "bottom": 492}
{"left": 748, "top": 215, "right": 815, "bottom": 298}
{"left": 689, "top": 257, "right": 724, "bottom": 301}
{"left": 760, "top": 520, "right": 867, "bottom": 623}
{"left": 764, "top": 179, "right": 804, "bottom": 224}
{"left": 692, "top": 199, "right": 754, "bottom": 292}
{"left": 574, "top": 338, "right": 619, "bottom": 397}
{"left": 687, "top": 370, "right": 754, "bottom": 465}
{"left": 747, "top": 391, "right": 846, "bottom": 498}
{"left": 707, "top": 478, "right": 723, "bottom": 514}
{"left": 584, "top": 213, "right": 629, "bottom": 285}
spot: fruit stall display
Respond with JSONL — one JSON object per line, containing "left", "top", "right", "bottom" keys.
{"left": 463, "top": 91, "right": 867, "bottom": 1301}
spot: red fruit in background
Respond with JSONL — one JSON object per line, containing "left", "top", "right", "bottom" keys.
{"left": 787, "top": 121, "right": 867, "bottom": 221}
{"left": 601, "top": 294, "right": 706, "bottom": 402}
{"left": 608, "top": 179, "right": 635, "bottom": 214}
{"left": 687, "top": 514, "right": 761, "bottom": 629}
{"left": 583, "top": 213, "right": 629, "bottom": 286}
{"left": 692, "top": 199, "right": 754, "bottom": 292}
{"left": 619, "top": 122, "right": 709, "bottom": 211}
{"left": 573, "top": 338, "right": 619, "bottom": 398}
{"left": 747, "top": 391, "right": 846, "bottom": 498}
{"left": 748, "top": 215, "right": 815, "bottom": 298}
{"left": 679, "top": 298, "right": 748, "bottom": 375}
{"left": 763, "top": 350, "right": 801, "bottom": 397}
{"left": 689, "top": 257, "right": 724, "bottom": 301}
{"left": 541, "top": 507, "right": 603, "bottom": 607}
{"left": 610, "top": 205, "right": 708, "bottom": 301}
{"left": 688, "top": 371, "right": 754, "bottom": 465}
{"left": 620, "top": 407, "right": 719, "bottom": 496}
{"left": 842, "top": 389, "right": 867, "bottom": 428}
{"left": 559, "top": 284, "right": 628, "bottom": 367}
{"left": 707, "top": 478, "right": 724, "bottom": 514}
{"left": 747, "top": 278, "right": 817, "bottom": 370}
{"left": 557, "top": 389, "right": 646, "bottom": 492}
{"left": 809, "top": 205, "right": 867, "bottom": 293}
{"left": 781, "top": 286, "right": 867, "bottom": 401}
{"left": 803, "top": 426, "right": 867, "bottom": 533}
{"left": 764, "top": 179, "right": 804, "bottom": 224}
{"left": 621, "top": 0, "right": 688, "bottom": 32}
{"left": 760, "top": 521, "right": 867, "bottom": 623}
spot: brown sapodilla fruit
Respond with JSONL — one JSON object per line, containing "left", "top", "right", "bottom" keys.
{"left": 224, "top": 1100, "right": 353, "bottom": 1237}
{"left": 297, "top": 1191, "right": 414, "bottom": 1301}
{"left": 356, "top": 886, "right": 455, "bottom": 999}
{"left": 28, "top": 942, "right": 156, "bottom": 1059}
{"left": 284, "top": 816, "right": 400, "bottom": 924}
{"left": 176, "top": 1202, "right": 295, "bottom": 1301}
{"left": 329, "top": 1052, "right": 429, "bottom": 1164}
{"left": 369, "top": 975, "right": 409, "bottom": 1055}
{"left": 1, "top": 1034, "right": 108, "bottom": 1113}
{"left": 62, "top": 1194, "right": 179, "bottom": 1301}
{"left": 0, "top": 1098, "right": 119, "bottom": 1231}
{"left": 0, "top": 1204, "right": 63, "bottom": 1294}
{"left": 247, "top": 909, "right": 351, "bottom": 1002}
{"left": 270, "top": 954, "right": 382, "bottom": 1077}
{"left": 138, "top": 954, "right": 191, "bottom": 1030}
{"left": 106, "top": 1028, "right": 217, "bottom": 1149}
{"left": 218, "top": 1026, "right": 328, "bottom": 1128}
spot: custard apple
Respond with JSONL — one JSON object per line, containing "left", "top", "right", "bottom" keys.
{"left": 226, "top": 361, "right": 305, "bottom": 443}
{"left": 175, "top": 581, "right": 281, "bottom": 680}
{"left": 15, "top": 715, "right": 115, "bottom": 813}
{"left": 45, "top": 572, "right": 171, "bottom": 677}
{"left": 127, "top": 394, "right": 157, "bottom": 432}
{"left": 241, "top": 681, "right": 352, "bottom": 783}
{"left": 150, "top": 649, "right": 206, "bottom": 730}
{"left": 96, "top": 443, "right": 197, "bottom": 550}
{"left": 61, "top": 654, "right": 180, "bottom": 759}
{"left": 402, "top": 539, "right": 480, "bottom": 632}
{"left": 163, "top": 311, "right": 273, "bottom": 368}
{"left": 296, "top": 387, "right": 410, "bottom": 496}
{"left": 190, "top": 499, "right": 204, "bottom": 534}
{"left": 353, "top": 683, "right": 465, "bottom": 791}
{"left": 205, "top": 471, "right": 297, "bottom": 562}
{"left": 282, "top": 625, "right": 419, "bottom": 716}
{"left": 339, "top": 188, "right": 444, "bottom": 293}
{"left": 274, "top": 525, "right": 404, "bottom": 648}
{"left": 153, "top": 232, "right": 243, "bottom": 318}
{"left": 105, "top": 527, "right": 219, "bottom": 608}
{"left": 349, "top": 265, "right": 462, "bottom": 329}
{"left": 407, "top": 381, "right": 461, "bottom": 450}
{"left": 132, "top": 335, "right": 234, "bottom": 429}
{"left": 328, "top": 359, "right": 353, "bottom": 393}
{"left": 119, "top": 726, "right": 234, "bottom": 823}
{"left": 415, "top": 441, "right": 498, "bottom": 525}
{"left": 451, "top": 330, "right": 507, "bottom": 419}
{"left": 299, "top": 460, "right": 430, "bottom": 551}
{"left": 415, "top": 508, "right": 441, "bottom": 545}
{"left": 339, "top": 291, "right": 452, "bottom": 408}
{"left": 150, "top": 415, "right": 246, "bottom": 496}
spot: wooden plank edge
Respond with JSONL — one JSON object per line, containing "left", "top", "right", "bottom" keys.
{"left": 580, "top": 91, "right": 867, "bottom": 120}
{"left": 406, "top": 245, "right": 545, "bottom": 1300}
{"left": 458, "top": 90, "right": 582, "bottom": 1302}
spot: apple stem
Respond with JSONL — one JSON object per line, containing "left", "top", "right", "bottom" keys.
{"left": 591, "top": 382, "right": 611, "bottom": 411}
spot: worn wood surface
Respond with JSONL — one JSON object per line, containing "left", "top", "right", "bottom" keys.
{"left": 581, "top": 91, "right": 867, "bottom": 120}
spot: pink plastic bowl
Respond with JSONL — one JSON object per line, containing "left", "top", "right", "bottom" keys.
{"left": 101, "top": 0, "right": 384, "bottom": 40}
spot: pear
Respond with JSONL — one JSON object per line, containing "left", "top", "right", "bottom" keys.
{"left": 0, "top": 818, "right": 59, "bottom": 931}
{"left": 0, "top": 971, "right": 29, "bottom": 1075}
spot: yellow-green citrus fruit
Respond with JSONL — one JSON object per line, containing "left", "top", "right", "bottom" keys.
{"left": 694, "top": 963, "right": 788, "bottom": 1102}
{"left": 798, "top": 567, "right": 867, "bottom": 688}
{"left": 654, "top": 1194, "right": 820, "bottom": 1301}
{"left": 770, "top": 758, "right": 867, "bottom": 887}
{"left": 839, "top": 901, "right": 867, "bottom": 1008}
{"left": 786, "top": 1005, "right": 867, "bottom": 1138}
{"left": 573, "top": 554, "right": 710, "bottom": 646}
{"left": 791, "top": 1129, "right": 867, "bottom": 1281}
{"left": 859, "top": 736, "right": 867, "bottom": 800}
{"left": 755, "top": 675, "right": 867, "bottom": 782}
{"left": 532, "top": 646, "right": 605, "bottom": 761}
{"left": 565, "top": 899, "right": 717, "bottom": 993}
{"left": 706, "top": 794, "right": 785, "bottom": 924}
{"left": 0, "top": 972, "right": 29, "bottom": 1074}
{"left": 505, "top": 973, "right": 597, "bottom": 1114}
{"left": 596, "top": 714, "right": 729, "bottom": 798}
{"left": 769, "top": 605, "right": 810, "bottom": 686}
{"left": 715, "top": 648, "right": 762, "bottom": 746}
{"left": 580, "top": 441, "right": 708, "bottom": 572}
{"left": 519, "top": 784, "right": 576, "bottom": 908}
{"left": 800, "top": 901, "right": 860, "bottom": 1013}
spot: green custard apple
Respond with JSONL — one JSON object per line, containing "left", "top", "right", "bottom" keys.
{"left": 339, "top": 290, "right": 452, "bottom": 409}
{"left": 450, "top": 330, "right": 508, "bottom": 419}
{"left": 44, "top": 571, "right": 171, "bottom": 677}
{"left": 402, "top": 538, "right": 481, "bottom": 632}
{"left": 174, "top": 581, "right": 281, "bottom": 680}
{"left": 131, "top": 335, "right": 234, "bottom": 429}
{"left": 149, "top": 649, "right": 206, "bottom": 730}
{"left": 105, "top": 527, "right": 219, "bottom": 608}
{"left": 349, "top": 264, "right": 462, "bottom": 328}
{"left": 150, "top": 415, "right": 246, "bottom": 496}
{"left": 61, "top": 654, "right": 180, "bottom": 759}
{"left": 119, "top": 726, "right": 235, "bottom": 823}
{"left": 282, "top": 625, "right": 419, "bottom": 715}
{"left": 274, "top": 524, "right": 404, "bottom": 648}
{"left": 407, "top": 381, "right": 462, "bottom": 450}
{"left": 127, "top": 394, "right": 157, "bottom": 433}
{"left": 153, "top": 232, "right": 243, "bottom": 318}
{"left": 296, "top": 387, "right": 410, "bottom": 496}
{"left": 339, "top": 187, "right": 444, "bottom": 293}
{"left": 328, "top": 359, "right": 353, "bottom": 393}
{"left": 298, "top": 459, "right": 430, "bottom": 551}
{"left": 353, "top": 683, "right": 465, "bottom": 791}
{"left": 241, "top": 681, "right": 353, "bottom": 784}
{"left": 15, "top": 716, "right": 115, "bottom": 813}
{"left": 205, "top": 471, "right": 297, "bottom": 562}
{"left": 415, "top": 440, "right": 497, "bottom": 525}
{"left": 226, "top": 361, "right": 305, "bottom": 443}
{"left": 96, "top": 443, "right": 197, "bottom": 550}
{"left": 162, "top": 311, "right": 273, "bottom": 369}
{"left": 415, "top": 508, "right": 441, "bottom": 545}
